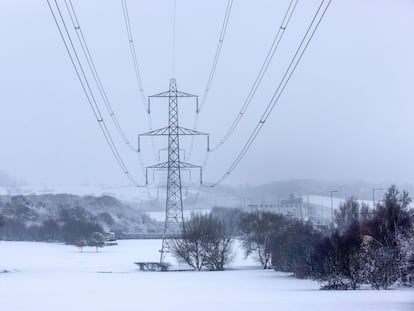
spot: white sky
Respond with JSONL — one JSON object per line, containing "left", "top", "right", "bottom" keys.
{"left": 0, "top": 0, "right": 413, "bottom": 187}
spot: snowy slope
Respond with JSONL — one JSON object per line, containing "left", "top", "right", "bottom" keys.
{"left": 0, "top": 183, "right": 241, "bottom": 210}
{"left": 0, "top": 193, "right": 162, "bottom": 234}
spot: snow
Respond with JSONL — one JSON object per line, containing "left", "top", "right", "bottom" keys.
{"left": 1, "top": 240, "right": 413, "bottom": 311}
{"left": 148, "top": 209, "right": 211, "bottom": 221}
{"left": 0, "top": 184, "right": 152, "bottom": 203}
{"left": 0, "top": 183, "right": 241, "bottom": 209}
{"left": 308, "top": 195, "right": 374, "bottom": 209}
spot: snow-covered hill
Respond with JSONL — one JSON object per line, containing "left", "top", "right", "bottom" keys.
{"left": 0, "top": 183, "right": 242, "bottom": 210}
{"left": 0, "top": 193, "right": 161, "bottom": 234}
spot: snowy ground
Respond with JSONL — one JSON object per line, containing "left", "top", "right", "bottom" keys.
{"left": 0, "top": 240, "right": 413, "bottom": 311}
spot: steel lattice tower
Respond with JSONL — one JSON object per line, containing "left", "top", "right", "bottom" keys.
{"left": 138, "top": 78, "right": 209, "bottom": 263}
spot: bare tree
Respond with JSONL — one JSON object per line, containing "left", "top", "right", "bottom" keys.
{"left": 334, "top": 196, "right": 362, "bottom": 229}
{"left": 239, "top": 211, "right": 285, "bottom": 269}
{"left": 172, "top": 213, "right": 233, "bottom": 271}
{"left": 87, "top": 232, "right": 105, "bottom": 252}
{"left": 75, "top": 239, "right": 87, "bottom": 252}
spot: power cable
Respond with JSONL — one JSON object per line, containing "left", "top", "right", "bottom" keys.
{"left": 199, "top": 0, "right": 233, "bottom": 112}
{"left": 64, "top": 0, "right": 137, "bottom": 154}
{"left": 47, "top": 0, "right": 146, "bottom": 187}
{"left": 188, "top": 0, "right": 234, "bottom": 159}
{"left": 203, "top": 0, "right": 333, "bottom": 187}
{"left": 120, "top": 0, "right": 158, "bottom": 160}
{"left": 209, "top": 0, "right": 298, "bottom": 152}
{"left": 64, "top": 0, "right": 148, "bottom": 177}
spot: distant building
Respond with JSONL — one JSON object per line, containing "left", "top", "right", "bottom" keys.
{"left": 280, "top": 193, "right": 303, "bottom": 207}
{"left": 104, "top": 232, "right": 118, "bottom": 246}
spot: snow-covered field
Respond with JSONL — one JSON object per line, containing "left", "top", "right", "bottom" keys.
{"left": 0, "top": 240, "right": 413, "bottom": 311}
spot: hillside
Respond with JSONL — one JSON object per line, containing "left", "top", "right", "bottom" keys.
{"left": 0, "top": 193, "right": 162, "bottom": 237}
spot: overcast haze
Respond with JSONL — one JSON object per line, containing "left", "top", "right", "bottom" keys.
{"left": 0, "top": 0, "right": 413, "bottom": 188}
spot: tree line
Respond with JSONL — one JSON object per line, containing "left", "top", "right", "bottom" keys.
{"left": 173, "top": 185, "right": 413, "bottom": 289}
{"left": 0, "top": 206, "right": 104, "bottom": 244}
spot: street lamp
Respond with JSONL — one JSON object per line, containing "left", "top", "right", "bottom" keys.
{"left": 372, "top": 188, "right": 384, "bottom": 209}
{"left": 277, "top": 194, "right": 280, "bottom": 214}
{"left": 330, "top": 190, "right": 339, "bottom": 226}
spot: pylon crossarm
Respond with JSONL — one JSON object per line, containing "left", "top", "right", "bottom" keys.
{"left": 149, "top": 90, "right": 170, "bottom": 98}
{"left": 179, "top": 161, "right": 202, "bottom": 169}
{"left": 147, "top": 161, "right": 169, "bottom": 169}
{"left": 140, "top": 126, "right": 207, "bottom": 137}
{"left": 139, "top": 126, "right": 169, "bottom": 136}
{"left": 138, "top": 127, "right": 169, "bottom": 151}
{"left": 175, "top": 162, "right": 203, "bottom": 185}
{"left": 177, "top": 127, "right": 208, "bottom": 136}
{"left": 149, "top": 89, "right": 198, "bottom": 114}
{"left": 149, "top": 90, "right": 197, "bottom": 98}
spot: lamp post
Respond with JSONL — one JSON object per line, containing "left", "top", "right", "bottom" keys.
{"left": 277, "top": 194, "right": 280, "bottom": 214}
{"left": 298, "top": 193, "right": 303, "bottom": 220}
{"left": 321, "top": 198, "right": 324, "bottom": 225}
{"left": 330, "top": 190, "right": 339, "bottom": 226}
{"left": 372, "top": 188, "right": 384, "bottom": 209}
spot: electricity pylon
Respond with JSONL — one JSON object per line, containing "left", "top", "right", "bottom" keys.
{"left": 138, "top": 78, "right": 209, "bottom": 263}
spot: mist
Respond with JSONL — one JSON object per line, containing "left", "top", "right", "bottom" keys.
{"left": 0, "top": 0, "right": 413, "bottom": 187}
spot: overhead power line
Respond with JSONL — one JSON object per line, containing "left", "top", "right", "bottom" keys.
{"left": 120, "top": 0, "right": 158, "bottom": 160}
{"left": 47, "top": 0, "right": 146, "bottom": 187}
{"left": 209, "top": 0, "right": 298, "bottom": 152}
{"left": 203, "top": 0, "right": 333, "bottom": 187}
{"left": 190, "top": 0, "right": 295, "bottom": 170}
{"left": 199, "top": 0, "right": 234, "bottom": 112}
{"left": 63, "top": 0, "right": 138, "bottom": 154}
{"left": 188, "top": 0, "right": 233, "bottom": 159}
{"left": 120, "top": 0, "right": 147, "bottom": 110}
{"left": 64, "top": 0, "right": 147, "bottom": 176}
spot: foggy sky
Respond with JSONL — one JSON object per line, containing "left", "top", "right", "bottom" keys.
{"left": 0, "top": 0, "right": 413, "bottom": 187}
